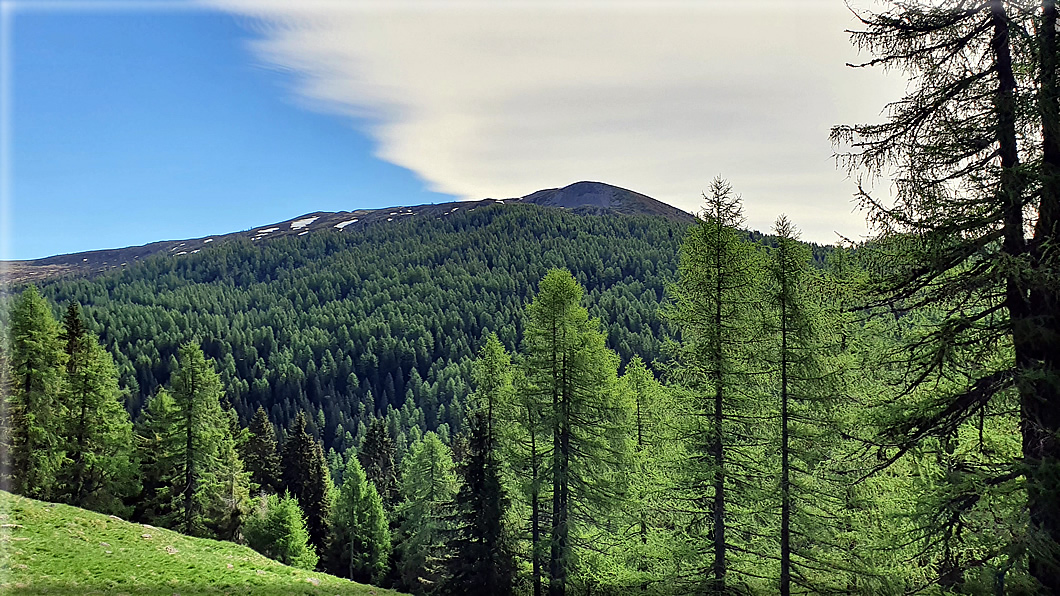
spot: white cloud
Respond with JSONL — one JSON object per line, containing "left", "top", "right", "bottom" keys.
{"left": 204, "top": 0, "right": 905, "bottom": 243}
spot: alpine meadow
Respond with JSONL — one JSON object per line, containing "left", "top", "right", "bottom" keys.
{"left": 5, "top": 1, "right": 1060, "bottom": 595}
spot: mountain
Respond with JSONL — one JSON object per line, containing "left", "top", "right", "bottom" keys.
{"left": 4, "top": 182, "right": 693, "bottom": 284}
{"left": 518, "top": 181, "right": 697, "bottom": 223}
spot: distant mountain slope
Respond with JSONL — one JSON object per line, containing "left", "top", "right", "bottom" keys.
{"left": 518, "top": 181, "right": 697, "bottom": 223}
{"left": 4, "top": 182, "right": 694, "bottom": 284}
{"left": 0, "top": 490, "right": 401, "bottom": 595}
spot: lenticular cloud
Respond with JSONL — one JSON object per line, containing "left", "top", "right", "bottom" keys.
{"left": 203, "top": 0, "right": 903, "bottom": 243}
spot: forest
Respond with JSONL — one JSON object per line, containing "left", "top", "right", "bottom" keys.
{"left": 5, "top": 0, "right": 1060, "bottom": 594}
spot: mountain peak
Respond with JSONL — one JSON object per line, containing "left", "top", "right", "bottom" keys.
{"left": 518, "top": 181, "right": 695, "bottom": 223}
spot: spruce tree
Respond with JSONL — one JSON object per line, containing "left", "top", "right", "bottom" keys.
{"left": 358, "top": 418, "right": 398, "bottom": 506}
{"left": 444, "top": 333, "right": 516, "bottom": 596}
{"left": 242, "top": 405, "right": 281, "bottom": 495}
{"left": 134, "top": 388, "right": 179, "bottom": 524}
{"left": 9, "top": 286, "right": 66, "bottom": 499}
{"left": 281, "top": 411, "right": 333, "bottom": 555}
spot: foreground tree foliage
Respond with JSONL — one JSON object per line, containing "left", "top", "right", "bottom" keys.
{"left": 8, "top": 286, "right": 66, "bottom": 500}
{"left": 833, "top": 0, "right": 1060, "bottom": 589}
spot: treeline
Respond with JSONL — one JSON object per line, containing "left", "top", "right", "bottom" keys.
{"left": 22, "top": 203, "right": 830, "bottom": 463}
{"left": 0, "top": 177, "right": 1028, "bottom": 593}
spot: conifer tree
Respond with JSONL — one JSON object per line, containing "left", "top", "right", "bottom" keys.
{"left": 359, "top": 418, "right": 398, "bottom": 506}
{"left": 766, "top": 215, "right": 841, "bottom": 595}
{"left": 168, "top": 342, "right": 227, "bottom": 536}
{"left": 505, "top": 363, "right": 550, "bottom": 596}
{"left": 243, "top": 491, "right": 319, "bottom": 570}
{"left": 663, "top": 178, "right": 764, "bottom": 593}
{"left": 832, "top": 0, "right": 1060, "bottom": 587}
{"left": 9, "top": 286, "right": 66, "bottom": 499}
{"left": 444, "top": 333, "right": 516, "bottom": 596}
{"left": 395, "top": 431, "right": 458, "bottom": 594}
{"left": 134, "top": 388, "right": 179, "bottom": 524}
{"left": 242, "top": 405, "right": 281, "bottom": 495}
{"left": 326, "top": 454, "right": 391, "bottom": 584}
{"left": 55, "top": 333, "right": 138, "bottom": 515}
{"left": 522, "top": 269, "right": 630, "bottom": 596}
{"left": 207, "top": 406, "right": 251, "bottom": 541}
{"left": 281, "top": 411, "right": 333, "bottom": 555}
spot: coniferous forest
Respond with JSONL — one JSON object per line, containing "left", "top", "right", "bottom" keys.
{"left": 5, "top": 1, "right": 1060, "bottom": 594}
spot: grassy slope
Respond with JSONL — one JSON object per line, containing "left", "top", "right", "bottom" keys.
{"left": 0, "top": 490, "right": 402, "bottom": 596}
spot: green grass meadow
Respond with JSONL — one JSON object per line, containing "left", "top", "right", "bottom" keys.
{"left": 0, "top": 490, "right": 402, "bottom": 596}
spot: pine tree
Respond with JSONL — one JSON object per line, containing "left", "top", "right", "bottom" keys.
{"left": 243, "top": 492, "right": 319, "bottom": 570}
{"left": 326, "top": 454, "right": 391, "bottom": 584}
{"left": 444, "top": 333, "right": 516, "bottom": 596}
{"left": 395, "top": 431, "right": 458, "bottom": 594}
{"left": 9, "top": 286, "right": 66, "bottom": 499}
{"left": 281, "top": 411, "right": 333, "bottom": 555}
{"left": 663, "top": 178, "right": 765, "bottom": 593}
{"left": 521, "top": 269, "right": 630, "bottom": 596}
{"left": 242, "top": 405, "right": 281, "bottom": 495}
{"left": 358, "top": 418, "right": 398, "bottom": 506}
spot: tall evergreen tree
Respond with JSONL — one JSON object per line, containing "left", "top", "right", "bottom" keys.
{"left": 207, "top": 405, "right": 251, "bottom": 541}
{"left": 8, "top": 286, "right": 66, "bottom": 500}
{"left": 663, "top": 178, "right": 764, "bottom": 593}
{"left": 395, "top": 431, "right": 458, "bottom": 594}
{"left": 55, "top": 333, "right": 138, "bottom": 515}
{"left": 444, "top": 333, "right": 516, "bottom": 596}
{"left": 242, "top": 405, "right": 281, "bottom": 495}
{"left": 243, "top": 492, "right": 319, "bottom": 570}
{"left": 134, "top": 388, "right": 179, "bottom": 524}
{"left": 326, "top": 454, "right": 391, "bottom": 584}
{"left": 281, "top": 410, "right": 333, "bottom": 555}
{"left": 359, "top": 418, "right": 398, "bottom": 506}
{"left": 169, "top": 342, "right": 227, "bottom": 536}
{"left": 522, "top": 269, "right": 630, "bottom": 596}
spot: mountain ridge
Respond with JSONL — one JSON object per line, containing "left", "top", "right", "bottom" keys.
{"left": 4, "top": 181, "right": 693, "bottom": 284}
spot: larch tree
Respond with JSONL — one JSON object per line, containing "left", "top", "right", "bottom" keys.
{"left": 395, "top": 431, "right": 458, "bottom": 594}
{"left": 663, "top": 178, "right": 765, "bottom": 594}
{"left": 832, "top": 0, "right": 1060, "bottom": 589}
{"left": 165, "top": 342, "right": 228, "bottom": 536}
{"left": 521, "top": 269, "right": 629, "bottom": 596}
{"left": 326, "top": 454, "right": 391, "bottom": 585}
{"left": 55, "top": 324, "right": 138, "bottom": 515}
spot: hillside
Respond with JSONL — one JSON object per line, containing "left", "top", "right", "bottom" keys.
{"left": 0, "top": 490, "right": 401, "bottom": 595}
{"left": 4, "top": 181, "right": 693, "bottom": 284}
{"left": 12, "top": 200, "right": 834, "bottom": 456}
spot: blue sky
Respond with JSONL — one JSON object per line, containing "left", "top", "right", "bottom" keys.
{"left": 7, "top": 1, "right": 905, "bottom": 261}
{"left": 10, "top": 5, "right": 456, "bottom": 260}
